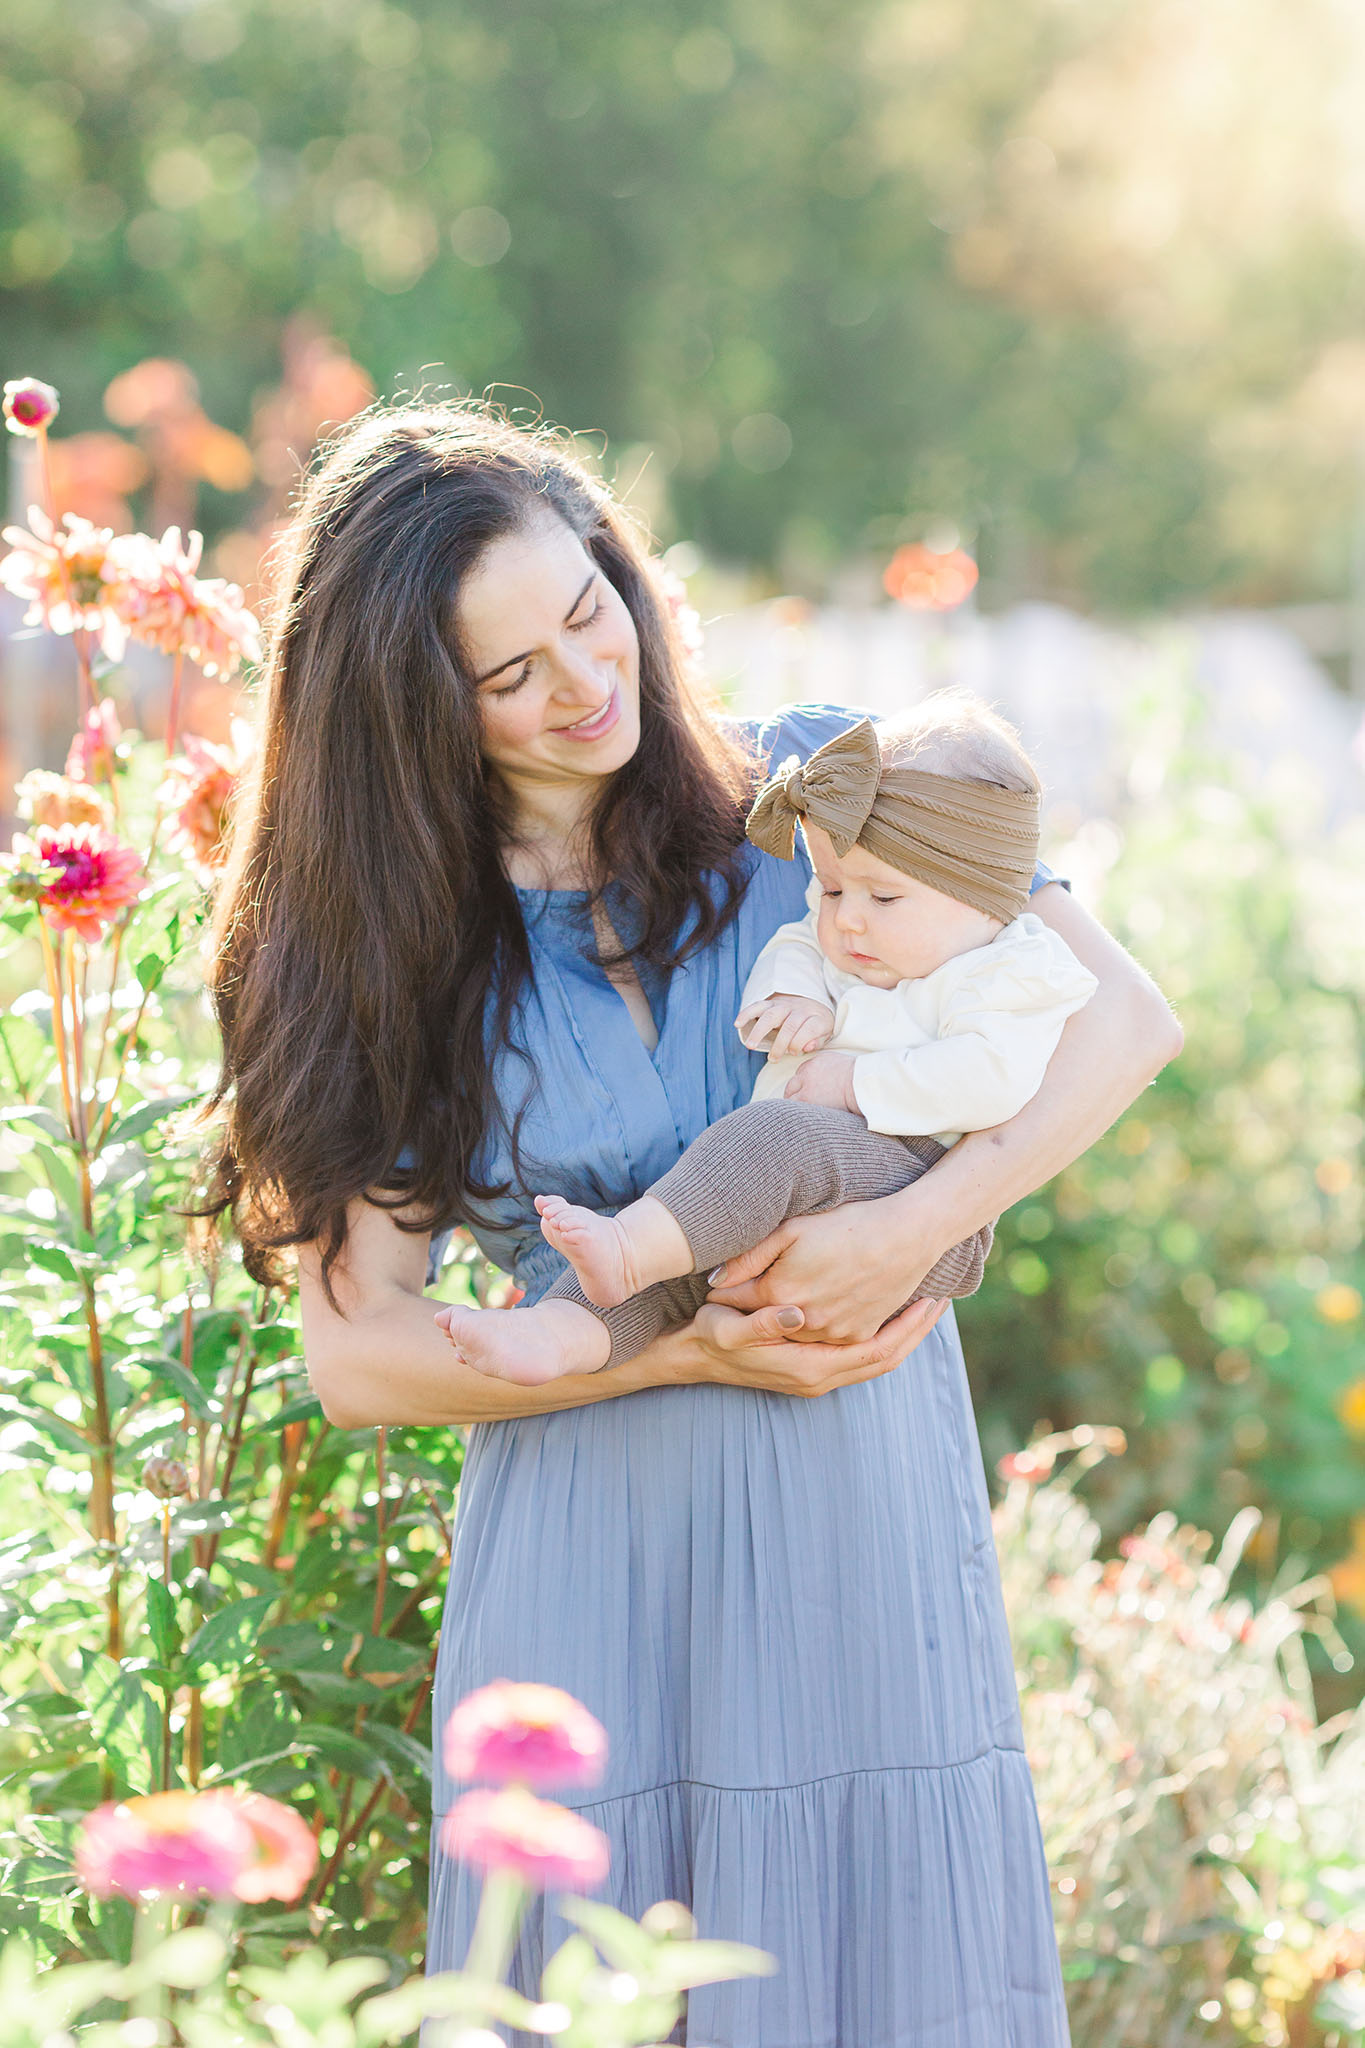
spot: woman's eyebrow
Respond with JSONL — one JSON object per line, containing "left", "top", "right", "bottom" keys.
{"left": 474, "top": 570, "right": 599, "bottom": 684}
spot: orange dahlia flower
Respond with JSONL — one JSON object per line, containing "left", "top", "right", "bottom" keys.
{"left": 160, "top": 717, "right": 253, "bottom": 877}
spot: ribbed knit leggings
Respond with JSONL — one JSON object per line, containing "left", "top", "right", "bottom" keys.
{"left": 543, "top": 1098, "right": 994, "bottom": 1367}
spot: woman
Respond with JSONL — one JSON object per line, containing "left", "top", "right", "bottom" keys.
{"left": 206, "top": 402, "right": 1181, "bottom": 2047}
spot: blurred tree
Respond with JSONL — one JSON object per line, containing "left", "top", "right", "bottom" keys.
{"left": 2, "top": 0, "right": 1365, "bottom": 602}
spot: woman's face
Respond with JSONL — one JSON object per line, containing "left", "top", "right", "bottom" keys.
{"left": 458, "top": 512, "right": 642, "bottom": 798}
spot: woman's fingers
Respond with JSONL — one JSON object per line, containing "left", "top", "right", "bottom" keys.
{"left": 705, "top": 1225, "right": 793, "bottom": 1297}
{"left": 693, "top": 1297, "right": 947, "bottom": 1398}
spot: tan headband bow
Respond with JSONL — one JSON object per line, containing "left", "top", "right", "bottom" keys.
{"left": 745, "top": 717, "right": 1040, "bottom": 925}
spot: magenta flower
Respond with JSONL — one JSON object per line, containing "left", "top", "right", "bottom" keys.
{"left": 444, "top": 1680, "right": 608, "bottom": 1792}
{"left": 441, "top": 1786, "right": 610, "bottom": 1893}
{"left": 19, "top": 821, "right": 144, "bottom": 940}
{"left": 75, "top": 1791, "right": 256, "bottom": 1900}
{"left": 3, "top": 378, "right": 59, "bottom": 436}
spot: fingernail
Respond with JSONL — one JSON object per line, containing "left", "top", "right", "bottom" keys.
{"left": 776, "top": 1306, "right": 803, "bottom": 1330}
{"left": 708, "top": 1265, "right": 727, "bottom": 1285}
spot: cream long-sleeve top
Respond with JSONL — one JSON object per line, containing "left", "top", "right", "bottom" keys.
{"left": 741, "top": 878, "right": 1100, "bottom": 1146}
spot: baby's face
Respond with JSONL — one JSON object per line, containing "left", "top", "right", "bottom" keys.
{"left": 804, "top": 824, "right": 1004, "bottom": 987}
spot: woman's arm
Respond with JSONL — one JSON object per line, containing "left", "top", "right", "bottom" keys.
{"left": 707, "top": 882, "right": 1183, "bottom": 1341}
{"left": 300, "top": 1191, "right": 951, "bottom": 1428}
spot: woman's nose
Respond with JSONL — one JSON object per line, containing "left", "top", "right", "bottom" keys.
{"left": 553, "top": 645, "right": 613, "bottom": 705}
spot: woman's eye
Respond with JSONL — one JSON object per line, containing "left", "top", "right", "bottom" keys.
{"left": 568, "top": 599, "right": 602, "bottom": 633}
{"left": 490, "top": 664, "right": 531, "bottom": 699}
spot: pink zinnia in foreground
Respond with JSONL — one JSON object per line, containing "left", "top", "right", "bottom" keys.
{"left": 25, "top": 821, "right": 143, "bottom": 939}
{"left": 112, "top": 526, "right": 262, "bottom": 679}
{"left": 76, "top": 1791, "right": 256, "bottom": 1900}
{"left": 441, "top": 1786, "right": 610, "bottom": 1893}
{"left": 229, "top": 1791, "right": 319, "bottom": 1903}
{"left": 444, "top": 1680, "right": 608, "bottom": 1792}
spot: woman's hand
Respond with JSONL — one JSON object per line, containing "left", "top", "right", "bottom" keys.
{"left": 706, "top": 1195, "right": 942, "bottom": 1343}
{"left": 681, "top": 1294, "right": 949, "bottom": 1396}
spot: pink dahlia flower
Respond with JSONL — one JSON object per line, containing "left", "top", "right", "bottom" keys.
{"left": 0, "top": 508, "right": 137, "bottom": 659}
{"left": 444, "top": 1680, "right": 608, "bottom": 1792}
{"left": 3, "top": 377, "right": 59, "bottom": 436}
{"left": 159, "top": 718, "right": 253, "bottom": 877}
{"left": 112, "top": 526, "right": 262, "bottom": 679}
{"left": 229, "top": 1791, "right": 319, "bottom": 1903}
{"left": 65, "top": 697, "right": 124, "bottom": 784}
{"left": 75, "top": 1791, "right": 256, "bottom": 1900}
{"left": 26, "top": 821, "right": 143, "bottom": 939}
{"left": 441, "top": 1786, "right": 610, "bottom": 1893}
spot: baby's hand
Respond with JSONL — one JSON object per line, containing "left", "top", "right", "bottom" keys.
{"left": 736, "top": 992, "right": 836, "bottom": 1057}
{"left": 783, "top": 1050, "right": 859, "bottom": 1113}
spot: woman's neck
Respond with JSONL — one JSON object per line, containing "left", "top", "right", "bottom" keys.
{"left": 500, "top": 771, "right": 600, "bottom": 890}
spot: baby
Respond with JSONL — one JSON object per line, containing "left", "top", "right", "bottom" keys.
{"left": 436, "top": 696, "right": 1098, "bottom": 1384}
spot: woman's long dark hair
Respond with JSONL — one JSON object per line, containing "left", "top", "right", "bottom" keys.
{"left": 197, "top": 403, "right": 757, "bottom": 1304}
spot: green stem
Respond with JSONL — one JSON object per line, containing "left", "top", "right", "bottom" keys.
{"left": 129, "top": 1895, "right": 171, "bottom": 2026}
{"left": 463, "top": 1867, "right": 528, "bottom": 2009}
{"left": 160, "top": 1502, "right": 174, "bottom": 1791}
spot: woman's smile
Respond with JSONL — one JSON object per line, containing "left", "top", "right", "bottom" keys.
{"left": 553, "top": 685, "right": 621, "bottom": 741}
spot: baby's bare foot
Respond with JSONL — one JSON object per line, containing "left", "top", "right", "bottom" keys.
{"left": 535, "top": 1195, "right": 639, "bottom": 1307}
{"left": 435, "top": 1299, "right": 610, "bottom": 1384}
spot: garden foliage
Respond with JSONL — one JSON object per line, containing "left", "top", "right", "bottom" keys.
{"left": 966, "top": 659, "right": 1365, "bottom": 1690}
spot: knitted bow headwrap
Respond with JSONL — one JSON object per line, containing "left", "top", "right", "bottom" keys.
{"left": 745, "top": 717, "right": 1039, "bottom": 925}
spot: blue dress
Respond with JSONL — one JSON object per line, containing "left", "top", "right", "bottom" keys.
{"left": 425, "top": 703, "right": 1071, "bottom": 2048}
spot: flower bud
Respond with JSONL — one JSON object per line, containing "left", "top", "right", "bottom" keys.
{"left": 3, "top": 378, "right": 59, "bottom": 436}
{"left": 143, "top": 1454, "right": 190, "bottom": 1500}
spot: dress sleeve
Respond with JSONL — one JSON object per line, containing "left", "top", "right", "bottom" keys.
{"left": 743, "top": 700, "right": 881, "bottom": 778}
{"left": 850, "top": 922, "right": 1099, "bottom": 1136}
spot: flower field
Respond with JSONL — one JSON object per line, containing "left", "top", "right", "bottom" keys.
{"left": 0, "top": 373, "right": 1362, "bottom": 2044}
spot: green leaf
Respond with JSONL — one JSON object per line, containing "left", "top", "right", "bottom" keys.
{"left": 648, "top": 1938, "right": 779, "bottom": 1993}
{"left": 201, "top": 1742, "right": 321, "bottom": 1783}
{"left": 558, "top": 1897, "right": 657, "bottom": 1974}
{"left": 358, "top": 1722, "right": 432, "bottom": 1783}
{"left": 540, "top": 1932, "right": 598, "bottom": 2004}
{"left": 133, "top": 951, "right": 167, "bottom": 991}
{"left": 25, "top": 1242, "right": 80, "bottom": 1283}
{"left": 122, "top": 1350, "right": 215, "bottom": 1418}
{"left": 0, "top": 1105, "right": 69, "bottom": 1142}
{"left": 289, "top": 1722, "right": 388, "bottom": 1778}
{"left": 31, "top": 1138, "right": 84, "bottom": 1218}
{"left": 183, "top": 1592, "right": 278, "bottom": 1678}
{"left": 0, "top": 1395, "right": 90, "bottom": 1457}
{"left": 245, "top": 1393, "right": 324, "bottom": 1435}
{"left": 102, "top": 1092, "right": 203, "bottom": 1148}
{"left": 144, "top": 1577, "right": 181, "bottom": 1667}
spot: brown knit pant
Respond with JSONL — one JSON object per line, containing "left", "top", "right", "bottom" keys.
{"left": 543, "top": 1098, "right": 994, "bottom": 1367}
